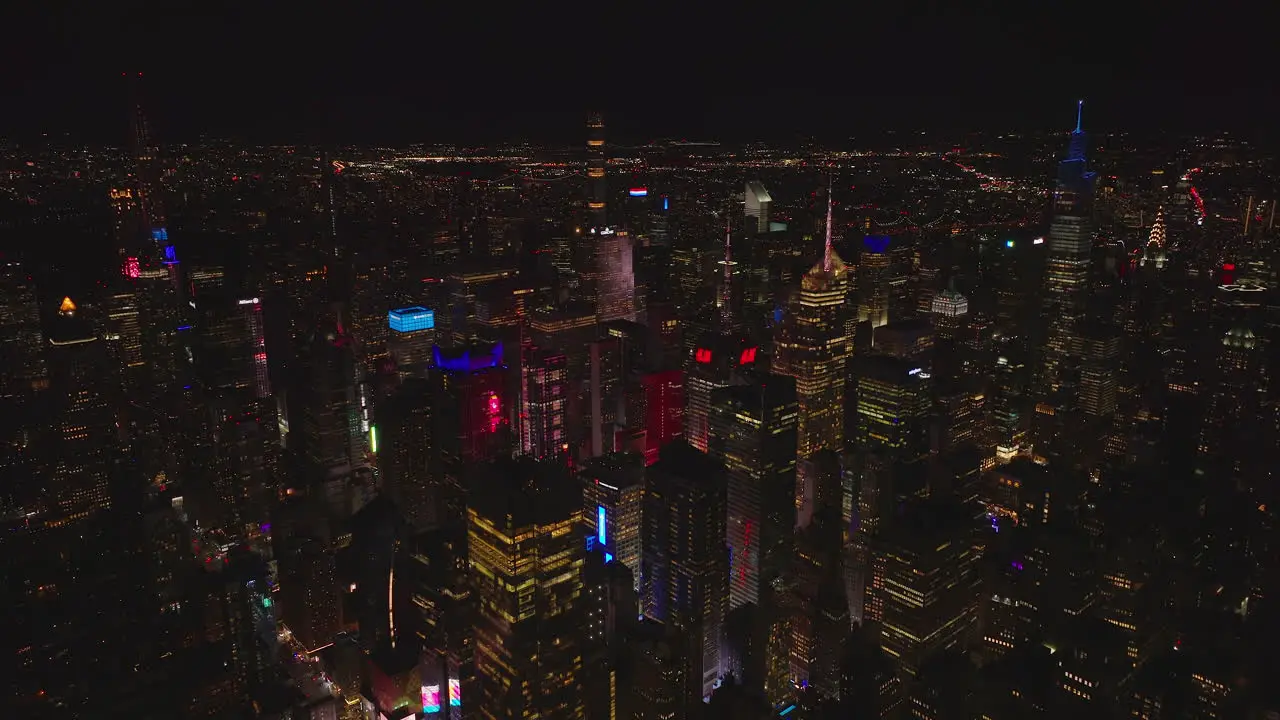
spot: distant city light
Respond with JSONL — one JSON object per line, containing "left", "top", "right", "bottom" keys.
{"left": 629, "top": 187, "right": 648, "bottom": 197}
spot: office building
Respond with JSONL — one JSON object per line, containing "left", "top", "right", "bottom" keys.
{"left": 387, "top": 306, "right": 436, "bottom": 377}
{"left": 707, "top": 375, "right": 799, "bottom": 610}
{"left": 582, "top": 452, "right": 646, "bottom": 597}
{"left": 469, "top": 456, "right": 585, "bottom": 720}
{"left": 744, "top": 181, "right": 772, "bottom": 235}
{"left": 643, "top": 442, "right": 729, "bottom": 704}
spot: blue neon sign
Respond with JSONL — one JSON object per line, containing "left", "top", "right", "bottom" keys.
{"left": 597, "top": 505, "right": 607, "bottom": 546}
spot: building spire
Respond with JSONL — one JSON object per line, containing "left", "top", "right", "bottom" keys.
{"left": 719, "top": 212, "right": 735, "bottom": 331}
{"left": 823, "top": 174, "right": 835, "bottom": 272}
{"left": 1075, "top": 99, "right": 1084, "bottom": 133}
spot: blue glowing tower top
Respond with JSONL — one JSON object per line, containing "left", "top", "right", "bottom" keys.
{"left": 1059, "top": 100, "right": 1096, "bottom": 188}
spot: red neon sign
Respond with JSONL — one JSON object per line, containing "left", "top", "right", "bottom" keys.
{"left": 739, "top": 347, "right": 758, "bottom": 365}
{"left": 695, "top": 348, "right": 712, "bottom": 364}
{"left": 1223, "top": 263, "right": 1236, "bottom": 271}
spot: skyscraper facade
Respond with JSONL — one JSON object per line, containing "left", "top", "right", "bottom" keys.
{"left": 708, "top": 376, "right": 799, "bottom": 611}
{"left": 774, "top": 188, "right": 852, "bottom": 515}
{"left": 643, "top": 442, "right": 729, "bottom": 704}
{"left": 1041, "top": 101, "right": 1098, "bottom": 403}
{"left": 469, "top": 456, "right": 585, "bottom": 720}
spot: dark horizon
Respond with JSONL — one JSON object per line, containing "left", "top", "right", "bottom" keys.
{"left": 2, "top": 5, "right": 1271, "bottom": 146}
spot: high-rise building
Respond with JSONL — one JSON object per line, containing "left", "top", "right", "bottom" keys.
{"left": 581, "top": 452, "right": 646, "bottom": 597}
{"left": 707, "top": 375, "right": 799, "bottom": 610}
{"left": 869, "top": 498, "right": 981, "bottom": 677}
{"left": 0, "top": 260, "right": 46, "bottom": 396}
{"left": 744, "top": 181, "right": 772, "bottom": 234}
{"left": 639, "top": 368, "right": 684, "bottom": 465}
{"left": 774, "top": 185, "right": 852, "bottom": 516}
{"left": 519, "top": 345, "right": 569, "bottom": 460}
{"left": 929, "top": 288, "right": 969, "bottom": 341}
{"left": 45, "top": 297, "right": 118, "bottom": 521}
{"left": 1040, "top": 101, "right": 1098, "bottom": 408}
{"left": 857, "top": 236, "right": 892, "bottom": 332}
{"left": 586, "top": 112, "right": 607, "bottom": 228}
{"left": 595, "top": 227, "right": 637, "bottom": 323}
{"left": 643, "top": 442, "right": 729, "bottom": 704}
{"left": 387, "top": 306, "right": 436, "bottom": 377}
{"left": 432, "top": 342, "right": 510, "bottom": 525}
{"left": 469, "top": 456, "right": 585, "bottom": 720}
{"left": 684, "top": 332, "right": 758, "bottom": 453}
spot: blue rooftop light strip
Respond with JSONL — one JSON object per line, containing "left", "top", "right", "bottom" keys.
{"left": 863, "top": 235, "right": 891, "bottom": 253}
{"left": 388, "top": 306, "right": 435, "bottom": 333}
{"left": 432, "top": 341, "right": 503, "bottom": 372}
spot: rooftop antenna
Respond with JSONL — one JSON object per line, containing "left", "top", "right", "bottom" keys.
{"left": 1075, "top": 99, "right": 1084, "bottom": 133}
{"left": 823, "top": 174, "right": 835, "bottom": 272}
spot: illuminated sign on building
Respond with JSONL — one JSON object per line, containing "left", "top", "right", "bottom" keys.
{"left": 238, "top": 297, "right": 261, "bottom": 305}
{"left": 629, "top": 187, "right": 648, "bottom": 197}
{"left": 695, "top": 348, "right": 713, "bottom": 364}
{"left": 152, "top": 227, "right": 169, "bottom": 242}
{"left": 663, "top": 196, "right": 669, "bottom": 210}
{"left": 598, "top": 505, "right": 607, "bottom": 545}
{"left": 738, "top": 347, "right": 757, "bottom": 365}
{"left": 162, "top": 245, "right": 178, "bottom": 264}
{"left": 488, "top": 393, "right": 501, "bottom": 433}
{"left": 369, "top": 425, "right": 378, "bottom": 454}
{"left": 1005, "top": 239, "right": 1015, "bottom": 248}
{"left": 422, "top": 685, "right": 441, "bottom": 714}
{"left": 388, "top": 306, "right": 435, "bottom": 333}
{"left": 124, "top": 257, "right": 140, "bottom": 279}
{"left": 448, "top": 678, "right": 461, "bottom": 707}
{"left": 1033, "top": 237, "right": 1045, "bottom": 245}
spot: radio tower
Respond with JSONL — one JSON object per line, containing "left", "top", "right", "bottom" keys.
{"left": 126, "top": 72, "right": 169, "bottom": 259}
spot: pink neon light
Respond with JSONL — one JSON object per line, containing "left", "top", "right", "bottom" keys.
{"left": 124, "top": 257, "right": 140, "bottom": 279}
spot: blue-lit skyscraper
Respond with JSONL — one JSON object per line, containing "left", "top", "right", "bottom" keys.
{"left": 388, "top": 306, "right": 436, "bottom": 377}
{"left": 1038, "top": 101, "right": 1098, "bottom": 452}
{"left": 582, "top": 453, "right": 645, "bottom": 597}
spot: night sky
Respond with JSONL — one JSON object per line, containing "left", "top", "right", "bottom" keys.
{"left": 1, "top": 4, "right": 1272, "bottom": 145}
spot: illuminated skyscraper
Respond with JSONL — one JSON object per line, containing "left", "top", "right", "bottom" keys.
{"left": 595, "top": 227, "right": 636, "bottom": 323}
{"left": 469, "top": 456, "right": 585, "bottom": 720}
{"left": 45, "top": 297, "right": 117, "bottom": 521}
{"left": 432, "top": 342, "right": 510, "bottom": 526}
{"left": 642, "top": 442, "right": 729, "bottom": 704}
{"left": 744, "top": 181, "right": 772, "bottom": 234}
{"left": 0, "top": 260, "right": 46, "bottom": 396}
{"left": 869, "top": 498, "right": 981, "bottom": 678}
{"left": 520, "top": 345, "right": 569, "bottom": 459}
{"left": 857, "top": 236, "right": 891, "bottom": 332}
{"left": 387, "top": 306, "right": 437, "bottom": 377}
{"left": 581, "top": 452, "right": 645, "bottom": 596}
{"left": 708, "top": 375, "right": 798, "bottom": 610}
{"left": 586, "top": 112, "right": 607, "bottom": 228}
{"left": 929, "top": 287, "right": 969, "bottom": 342}
{"left": 774, "top": 183, "right": 852, "bottom": 515}
{"left": 684, "top": 332, "right": 758, "bottom": 452}
{"left": 1040, "top": 101, "right": 1098, "bottom": 405}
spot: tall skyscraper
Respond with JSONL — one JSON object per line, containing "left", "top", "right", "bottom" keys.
{"left": 432, "top": 341, "right": 510, "bottom": 526}
{"left": 519, "top": 345, "right": 569, "bottom": 460}
{"left": 684, "top": 332, "right": 758, "bottom": 452}
{"left": 643, "top": 441, "right": 729, "bottom": 705}
{"left": 707, "top": 375, "right": 799, "bottom": 610}
{"left": 869, "top": 498, "right": 981, "bottom": 678}
{"left": 1040, "top": 101, "right": 1098, "bottom": 408}
{"left": 774, "top": 182, "right": 853, "bottom": 516}
{"left": 45, "top": 297, "right": 118, "bottom": 521}
{"left": 744, "top": 181, "right": 772, "bottom": 234}
{"left": 0, "top": 260, "right": 46, "bottom": 396}
{"left": 595, "top": 227, "right": 637, "bottom": 323}
{"left": 581, "top": 452, "right": 646, "bottom": 596}
{"left": 469, "top": 456, "right": 585, "bottom": 720}
{"left": 586, "top": 112, "right": 607, "bottom": 228}
{"left": 387, "top": 306, "right": 437, "bottom": 377}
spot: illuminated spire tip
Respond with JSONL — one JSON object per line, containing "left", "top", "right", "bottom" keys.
{"left": 59, "top": 296, "right": 77, "bottom": 315}
{"left": 1076, "top": 99, "right": 1084, "bottom": 133}
{"left": 823, "top": 175, "right": 835, "bottom": 272}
